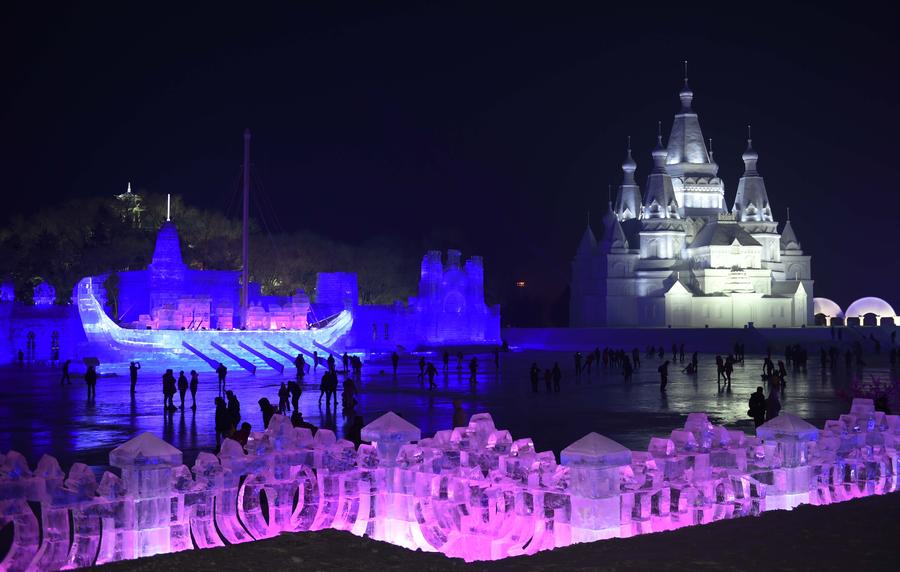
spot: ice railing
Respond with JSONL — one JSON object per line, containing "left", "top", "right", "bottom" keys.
{"left": 1, "top": 399, "right": 898, "bottom": 570}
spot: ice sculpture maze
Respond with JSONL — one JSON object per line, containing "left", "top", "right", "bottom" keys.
{"left": 1, "top": 399, "right": 899, "bottom": 570}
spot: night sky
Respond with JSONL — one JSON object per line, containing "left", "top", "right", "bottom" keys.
{"left": 3, "top": 3, "right": 898, "bottom": 321}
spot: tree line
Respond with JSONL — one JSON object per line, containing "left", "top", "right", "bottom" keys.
{"left": 0, "top": 193, "right": 421, "bottom": 307}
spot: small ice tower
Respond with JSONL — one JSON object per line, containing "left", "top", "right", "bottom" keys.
{"left": 561, "top": 432, "right": 631, "bottom": 539}
{"left": 109, "top": 433, "right": 188, "bottom": 558}
{"left": 360, "top": 412, "right": 423, "bottom": 549}
{"left": 756, "top": 413, "right": 818, "bottom": 504}
{"left": 361, "top": 411, "right": 421, "bottom": 466}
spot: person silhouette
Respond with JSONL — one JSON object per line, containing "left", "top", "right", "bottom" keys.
{"left": 129, "top": 361, "right": 140, "bottom": 393}
{"left": 427, "top": 362, "right": 438, "bottom": 389}
{"left": 288, "top": 379, "right": 302, "bottom": 411}
{"left": 216, "top": 362, "right": 227, "bottom": 393}
{"left": 226, "top": 390, "right": 241, "bottom": 429}
{"left": 658, "top": 360, "right": 669, "bottom": 392}
{"left": 85, "top": 365, "right": 98, "bottom": 400}
{"left": 294, "top": 354, "right": 306, "bottom": 379}
{"left": 214, "top": 397, "right": 232, "bottom": 451}
{"left": 748, "top": 387, "right": 767, "bottom": 427}
{"left": 60, "top": 359, "right": 72, "bottom": 385}
{"left": 452, "top": 399, "right": 467, "bottom": 428}
{"left": 278, "top": 382, "right": 291, "bottom": 413}
{"left": 177, "top": 371, "right": 188, "bottom": 409}
{"left": 392, "top": 351, "right": 399, "bottom": 376}
{"left": 189, "top": 370, "right": 199, "bottom": 410}
{"left": 258, "top": 397, "right": 276, "bottom": 429}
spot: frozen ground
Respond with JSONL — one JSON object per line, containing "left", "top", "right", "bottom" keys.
{"left": 1, "top": 343, "right": 890, "bottom": 471}
{"left": 95, "top": 492, "right": 900, "bottom": 571}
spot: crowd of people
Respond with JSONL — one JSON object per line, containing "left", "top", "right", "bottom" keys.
{"left": 55, "top": 329, "right": 898, "bottom": 463}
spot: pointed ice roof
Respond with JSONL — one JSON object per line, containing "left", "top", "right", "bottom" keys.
{"left": 600, "top": 202, "right": 618, "bottom": 243}
{"left": 780, "top": 217, "right": 802, "bottom": 252}
{"left": 610, "top": 218, "right": 629, "bottom": 251}
{"left": 560, "top": 432, "right": 632, "bottom": 468}
{"left": 643, "top": 128, "right": 680, "bottom": 219}
{"left": 756, "top": 412, "right": 819, "bottom": 441}
{"left": 360, "top": 411, "right": 421, "bottom": 443}
{"left": 150, "top": 221, "right": 186, "bottom": 269}
{"left": 690, "top": 218, "right": 761, "bottom": 248}
{"left": 576, "top": 223, "right": 597, "bottom": 255}
{"left": 733, "top": 130, "right": 774, "bottom": 223}
{"left": 664, "top": 278, "right": 693, "bottom": 297}
{"left": 665, "top": 77, "right": 716, "bottom": 177}
{"left": 614, "top": 137, "right": 642, "bottom": 222}
{"left": 109, "top": 433, "right": 184, "bottom": 468}
{"left": 600, "top": 203, "right": 630, "bottom": 252}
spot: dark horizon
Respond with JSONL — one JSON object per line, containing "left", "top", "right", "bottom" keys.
{"left": 3, "top": 3, "right": 899, "bottom": 321}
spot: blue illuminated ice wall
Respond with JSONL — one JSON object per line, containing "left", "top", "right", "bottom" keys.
{"left": 319, "top": 249, "right": 501, "bottom": 350}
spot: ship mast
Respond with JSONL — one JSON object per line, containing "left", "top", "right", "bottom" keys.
{"left": 240, "top": 128, "right": 251, "bottom": 329}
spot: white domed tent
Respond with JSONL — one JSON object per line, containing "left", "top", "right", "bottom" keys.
{"left": 813, "top": 297, "right": 843, "bottom": 326}
{"left": 845, "top": 297, "right": 896, "bottom": 326}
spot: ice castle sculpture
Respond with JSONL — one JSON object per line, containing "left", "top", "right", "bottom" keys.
{"left": 91, "top": 219, "right": 310, "bottom": 331}
{"left": 1, "top": 399, "right": 897, "bottom": 569}
{"left": 32, "top": 283, "right": 56, "bottom": 306}
{"left": 316, "top": 249, "right": 501, "bottom": 350}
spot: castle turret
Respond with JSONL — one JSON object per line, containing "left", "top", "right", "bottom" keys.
{"left": 733, "top": 130, "right": 780, "bottom": 262}
{"left": 614, "top": 138, "right": 642, "bottom": 222}
{"left": 642, "top": 128, "right": 680, "bottom": 220}
{"left": 780, "top": 216, "right": 802, "bottom": 253}
{"left": 733, "top": 131, "right": 774, "bottom": 223}
{"left": 570, "top": 220, "right": 603, "bottom": 326}
{"left": 663, "top": 68, "right": 725, "bottom": 217}
{"left": 148, "top": 221, "right": 187, "bottom": 318}
{"left": 418, "top": 250, "right": 443, "bottom": 304}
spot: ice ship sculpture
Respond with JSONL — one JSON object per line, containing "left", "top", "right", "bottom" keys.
{"left": 1, "top": 399, "right": 897, "bottom": 570}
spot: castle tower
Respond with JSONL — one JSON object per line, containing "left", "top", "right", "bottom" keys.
{"left": 148, "top": 221, "right": 187, "bottom": 318}
{"left": 569, "top": 220, "right": 602, "bottom": 326}
{"left": 614, "top": 138, "right": 642, "bottom": 222}
{"left": 733, "top": 132, "right": 780, "bottom": 262}
{"left": 664, "top": 72, "right": 725, "bottom": 217}
{"left": 639, "top": 128, "right": 685, "bottom": 260}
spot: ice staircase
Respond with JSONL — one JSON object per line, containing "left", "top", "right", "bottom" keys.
{"left": 238, "top": 341, "right": 284, "bottom": 374}
{"left": 263, "top": 342, "right": 308, "bottom": 374}
{"left": 181, "top": 342, "right": 222, "bottom": 371}
{"left": 210, "top": 341, "right": 257, "bottom": 374}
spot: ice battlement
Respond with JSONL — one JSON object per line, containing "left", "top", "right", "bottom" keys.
{"left": 1, "top": 399, "right": 897, "bottom": 569}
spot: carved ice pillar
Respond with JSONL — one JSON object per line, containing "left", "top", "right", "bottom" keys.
{"left": 360, "top": 411, "right": 424, "bottom": 550}
{"left": 560, "top": 432, "right": 631, "bottom": 544}
{"left": 109, "top": 433, "right": 190, "bottom": 558}
{"left": 28, "top": 455, "right": 71, "bottom": 571}
{"left": 756, "top": 413, "right": 818, "bottom": 509}
{"left": 0, "top": 452, "right": 40, "bottom": 572}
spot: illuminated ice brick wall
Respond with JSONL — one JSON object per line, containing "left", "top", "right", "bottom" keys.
{"left": 411, "top": 250, "right": 500, "bottom": 345}
{"left": 319, "top": 251, "right": 500, "bottom": 350}
{"left": 0, "top": 283, "right": 85, "bottom": 363}
{"left": 1, "top": 399, "right": 897, "bottom": 569}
